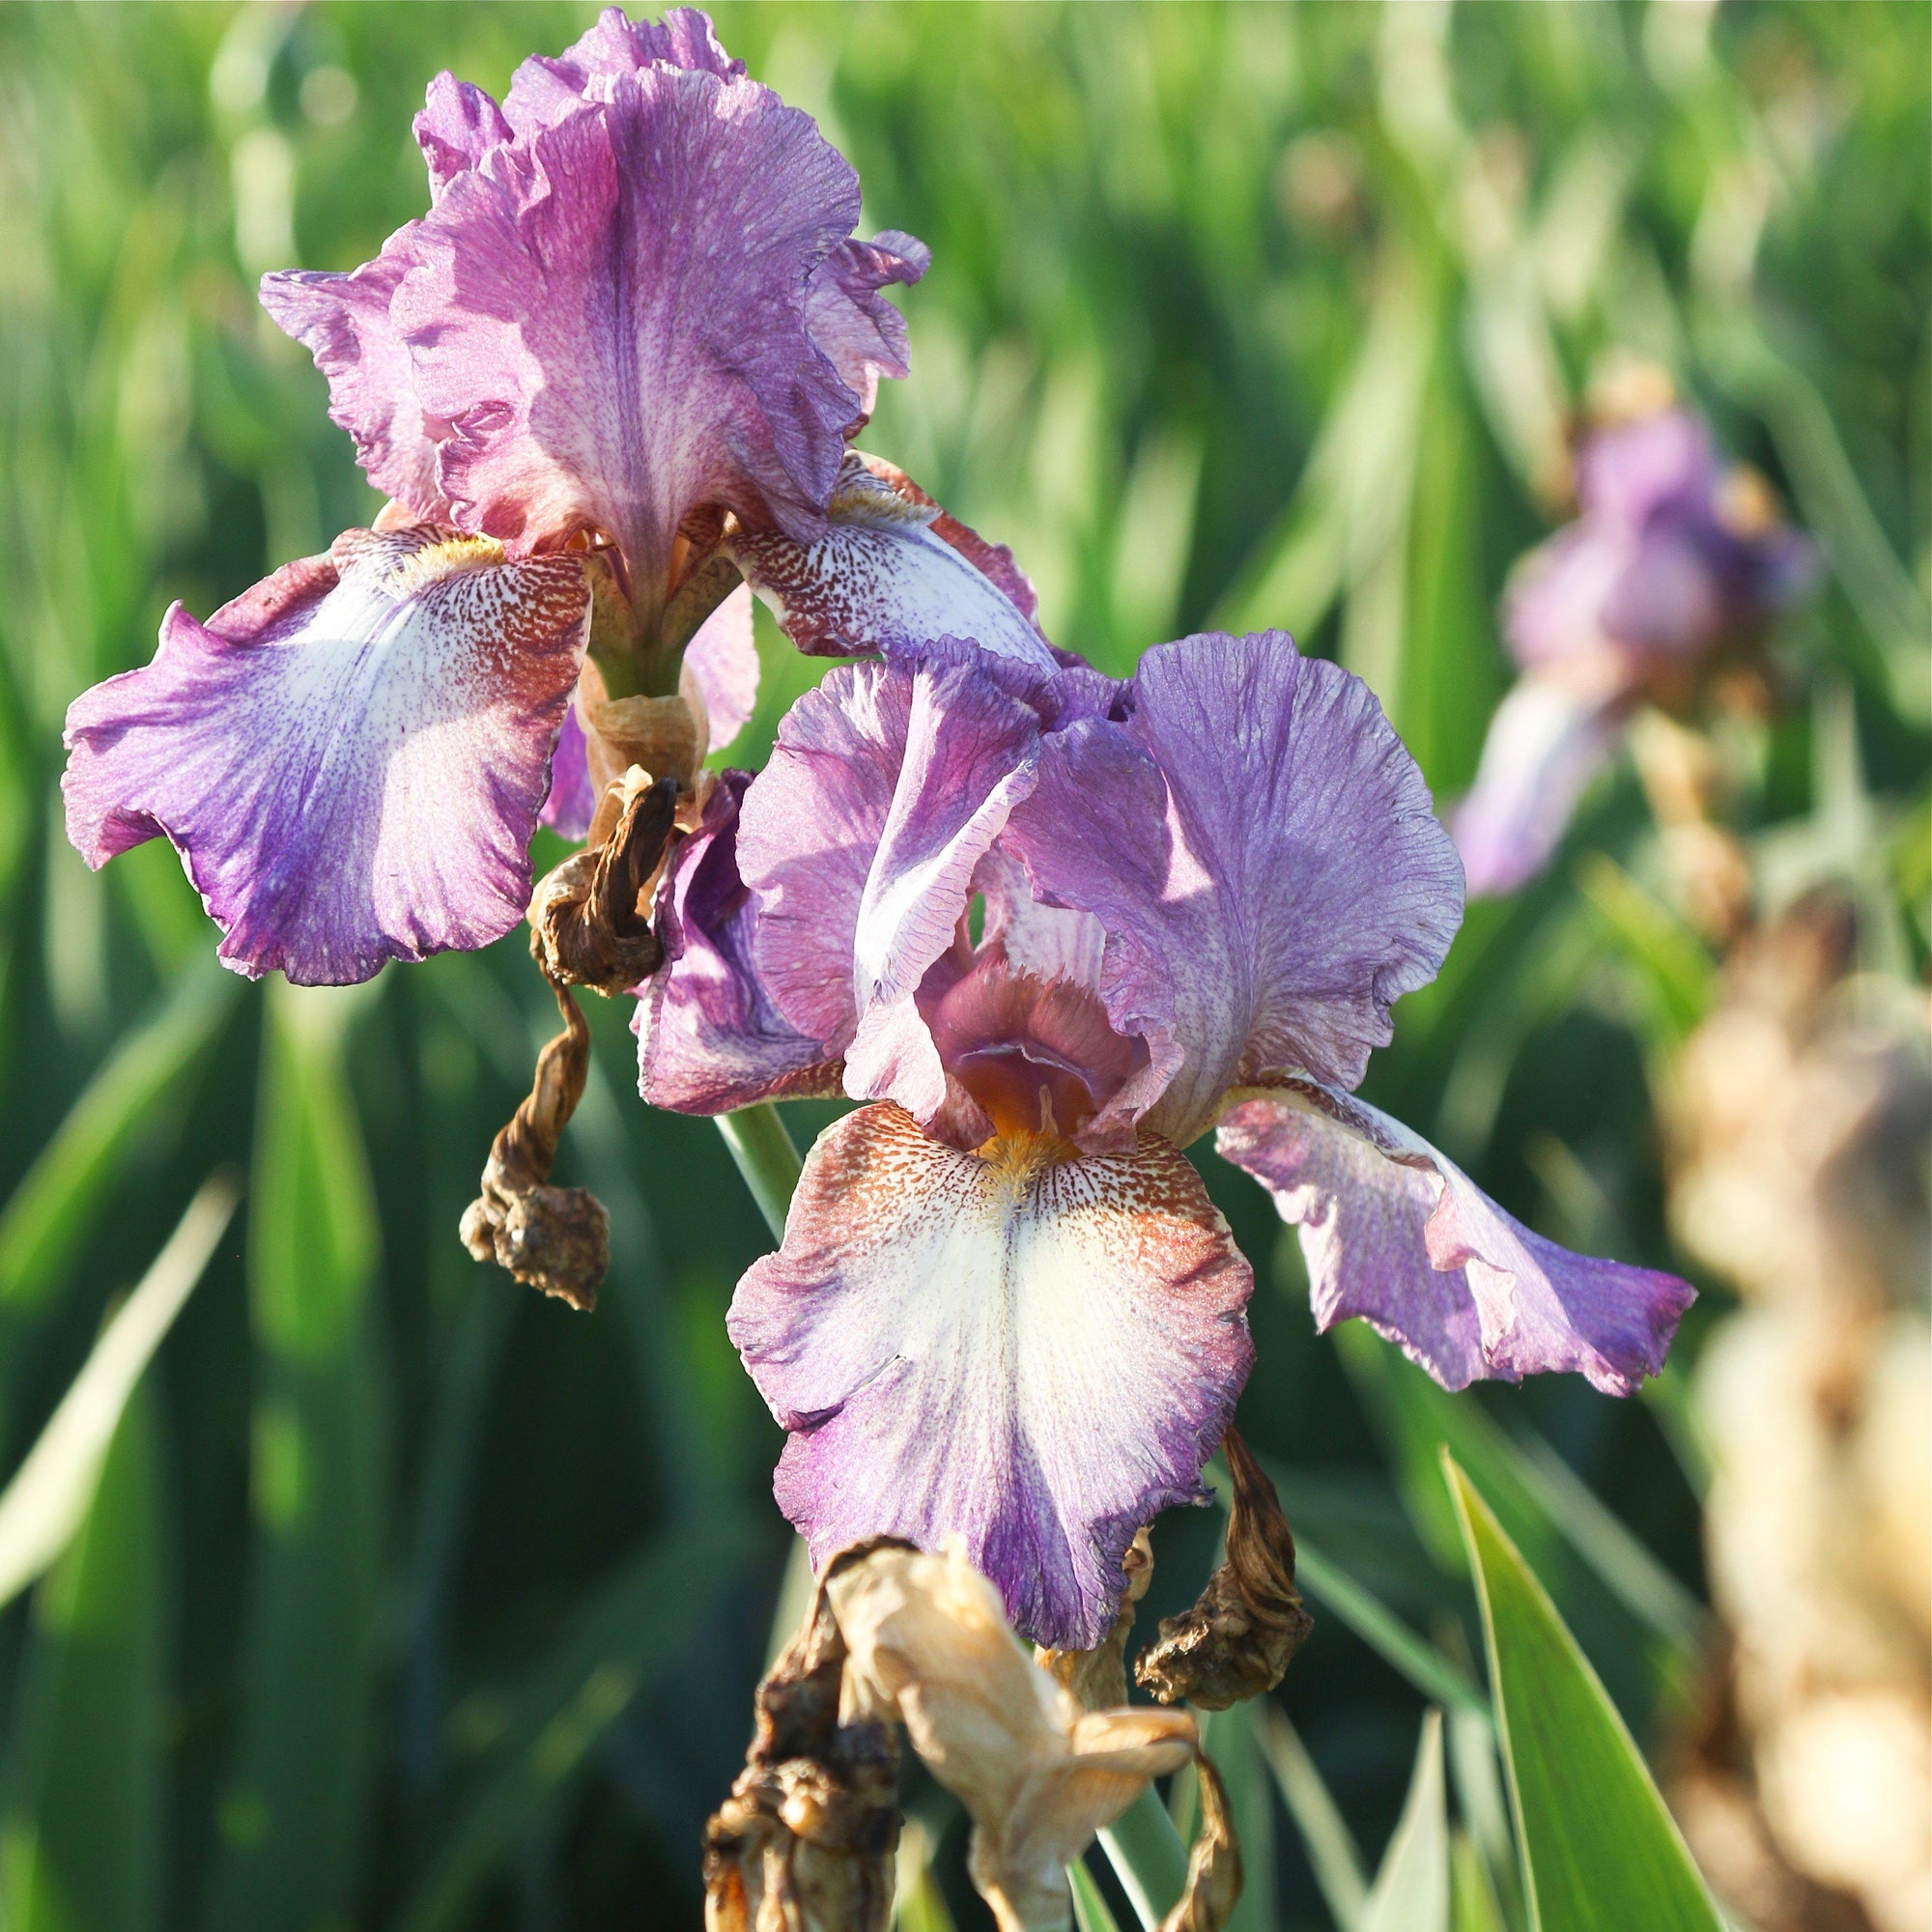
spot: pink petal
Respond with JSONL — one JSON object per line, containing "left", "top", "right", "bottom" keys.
{"left": 63, "top": 527, "right": 588, "bottom": 984}
{"left": 727, "top": 454, "right": 1054, "bottom": 666}
{"left": 683, "top": 582, "right": 760, "bottom": 755}
{"left": 731, "top": 1102, "right": 1254, "bottom": 1648}
{"left": 635, "top": 770, "right": 841, "bottom": 1111}
{"left": 1217, "top": 1084, "right": 1694, "bottom": 1396}
{"left": 1003, "top": 631, "right": 1465, "bottom": 1146}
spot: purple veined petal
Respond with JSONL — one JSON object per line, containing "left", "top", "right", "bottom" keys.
{"left": 726, "top": 454, "right": 1056, "bottom": 668}
{"left": 397, "top": 66, "right": 872, "bottom": 609}
{"left": 538, "top": 702, "right": 597, "bottom": 841}
{"left": 260, "top": 233, "right": 453, "bottom": 523}
{"left": 682, "top": 582, "right": 759, "bottom": 755}
{"left": 500, "top": 4, "right": 744, "bottom": 137}
{"left": 1452, "top": 674, "right": 1627, "bottom": 898}
{"left": 730, "top": 1102, "right": 1255, "bottom": 1648}
{"left": 414, "top": 71, "right": 514, "bottom": 200}
{"left": 804, "top": 232, "right": 931, "bottom": 420}
{"left": 1216, "top": 1083, "right": 1694, "bottom": 1397}
{"left": 63, "top": 527, "right": 589, "bottom": 986}
{"left": 737, "top": 651, "right": 1041, "bottom": 1132}
{"left": 1004, "top": 631, "right": 1465, "bottom": 1148}
{"left": 635, "top": 770, "right": 843, "bottom": 1112}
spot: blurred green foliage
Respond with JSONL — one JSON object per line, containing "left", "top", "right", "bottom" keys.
{"left": 0, "top": 4, "right": 1924, "bottom": 1929}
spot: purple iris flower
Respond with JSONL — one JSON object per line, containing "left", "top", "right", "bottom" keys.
{"left": 638, "top": 629, "right": 1696, "bottom": 1649}
{"left": 1454, "top": 406, "right": 1815, "bottom": 897}
{"left": 59, "top": 9, "right": 1051, "bottom": 984}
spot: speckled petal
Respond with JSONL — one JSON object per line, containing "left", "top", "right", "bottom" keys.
{"left": 63, "top": 527, "right": 588, "bottom": 985}
{"left": 1005, "top": 631, "right": 1464, "bottom": 1146}
{"left": 730, "top": 1103, "right": 1255, "bottom": 1648}
{"left": 738, "top": 651, "right": 1040, "bottom": 1127}
{"left": 1452, "top": 676, "right": 1625, "bottom": 897}
{"left": 727, "top": 454, "right": 1055, "bottom": 667}
{"left": 396, "top": 64, "right": 874, "bottom": 602}
{"left": 414, "top": 71, "right": 513, "bottom": 199}
{"left": 260, "top": 234, "right": 452, "bottom": 521}
{"left": 635, "top": 770, "right": 841, "bottom": 1111}
{"left": 1217, "top": 1085, "right": 1693, "bottom": 1397}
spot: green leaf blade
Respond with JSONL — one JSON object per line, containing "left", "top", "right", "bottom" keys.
{"left": 1444, "top": 1456, "right": 1722, "bottom": 1932}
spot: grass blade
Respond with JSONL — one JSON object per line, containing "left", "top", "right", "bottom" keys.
{"left": 389, "top": 1515, "right": 756, "bottom": 1932}
{"left": 1068, "top": 1857, "right": 1124, "bottom": 1932}
{"left": 0, "top": 1385, "right": 169, "bottom": 1932}
{"left": 202, "top": 985, "right": 386, "bottom": 1932}
{"left": 1254, "top": 1700, "right": 1369, "bottom": 1932}
{"left": 1362, "top": 1712, "right": 1449, "bottom": 1932}
{"left": 1444, "top": 1455, "right": 1724, "bottom": 1931}
{"left": 0, "top": 962, "right": 237, "bottom": 1315}
{"left": 0, "top": 1172, "right": 236, "bottom": 1607}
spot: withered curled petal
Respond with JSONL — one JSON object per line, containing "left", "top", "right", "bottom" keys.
{"left": 701, "top": 1540, "right": 913, "bottom": 1932}
{"left": 528, "top": 767, "right": 676, "bottom": 995}
{"left": 460, "top": 980, "right": 609, "bottom": 1309}
{"left": 1160, "top": 1750, "right": 1243, "bottom": 1932}
{"left": 1135, "top": 1429, "right": 1313, "bottom": 1710}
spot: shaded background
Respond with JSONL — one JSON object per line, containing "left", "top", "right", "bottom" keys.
{"left": 0, "top": 4, "right": 1925, "bottom": 1930}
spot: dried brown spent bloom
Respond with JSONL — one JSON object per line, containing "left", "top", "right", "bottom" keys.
{"left": 824, "top": 1541, "right": 1237, "bottom": 1932}
{"left": 1137, "top": 1430, "right": 1313, "bottom": 1711}
{"left": 459, "top": 980, "right": 609, "bottom": 1310}
{"left": 1039, "top": 1527, "right": 1154, "bottom": 1712}
{"left": 528, "top": 767, "right": 676, "bottom": 996}
{"left": 703, "top": 1541, "right": 907, "bottom": 1932}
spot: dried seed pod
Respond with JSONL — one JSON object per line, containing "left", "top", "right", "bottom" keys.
{"left": 460, "top": 980, "right": 609, "bottom": 1310}
{"left": 529, "top": 768, "right": 677, "bottom": 996}
{"left": 1039, "top": 1527, "right": 1154, "bottom": 1712}
{"left": 702, "top": 1541, "right": 910, "bottom": 1932}
{"left": 1136, "top": 1429, "right": 1313, "bottom": 1710}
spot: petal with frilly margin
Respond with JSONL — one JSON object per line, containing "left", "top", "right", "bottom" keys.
{"left": 63, "top": 527, "right": 588, "bottom": 985}
{"left": 635, "top": 770, "right": 841, "bottom": 1112}
{"left": 397, "top": 64, "right": 867, "bottom": 601}
{"left": 738, "top": 652, "right": 1040, "bottom": 1131}
{"left": 261, "top": 234, "right": 453, "bottom": 522}
{"left": 804, "top": 234, "right": 930, "bottom": 419}
{"left": 499, "top": 4, "right": 743, "bottom": 137}
{"left": 731, "top": 1103, "right": 1254, "bottom": 1648}
{"left": 1216, "top": 1085, "right": 1693, "bottom": 1396}
{"left": 1005, "top": 632, "right": 1464, "bottom": 1147}
{"left": 727, "top": 455, "right": 1055, "bottom": 668}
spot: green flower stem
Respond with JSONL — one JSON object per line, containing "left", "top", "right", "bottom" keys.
{"left": 1098, "top": 1785, "right": 1190, "bottom": 1926}
{"left": 715, "top": 1103, "right": 803, "bottom": 1242}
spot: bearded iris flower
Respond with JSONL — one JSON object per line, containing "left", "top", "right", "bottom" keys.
{"left": 1453, "top": 402, "right": 1815, "bottom": 897}
{"left": 60, "top": 8, "right": 1050, "bottom": 984}
{"left": 639, "top": 629, "right": 1696, "bottom": 1649}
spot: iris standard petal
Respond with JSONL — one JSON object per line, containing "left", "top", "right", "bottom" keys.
{"left": 802, "top": 234, "right": 931, "bottom": 420}
{"left": 726, "top": 454, "right": 1056, "bottom": 668}
{"left": 1217, "top": 1085, "right": 1694, "bottom": 1397}
{"left": 396, "top": 62, "right": 876, "bottom": 602}
{"left": 260, "top": 234, "right": 453, "bottom": 523}
{"left": 635, "top": 771, "right": 841, "bottom": 1111}
{"left": 730, "top": 1102, "right": 1254, "bottom": 1648}
{"left": 1451, "top": 675, "right": 1624, "bottom": 897}
{"left": 498, "top": 4, "right": 744, "bottom": 137}
{"left": 738, "top": 651, "right": 1041, "bottom": 1128}
{"left": 1006, "top": 631, "right": 1464, "bottom": 1146}
{"left": 414, "top": 71, "right": 513, "bottom": 199}
{"left": 63, "top": 527, "right": 588, "bottom": 985}
{"left": 681, "top": 581, "right": 760, "bottom": 755}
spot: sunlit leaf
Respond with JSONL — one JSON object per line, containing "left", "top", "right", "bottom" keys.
{"left": 0, "top": 962, "right": 238, "bottom": 1316}
{"left": 0, "top": 1173, "right": 236, "bottom": 1607}
{"left": 1444, "top": 1456, "right": 1724, "bottom": 1932}
{"left": 1362, "top": 1712, "right": 1449, "bottom": 1932}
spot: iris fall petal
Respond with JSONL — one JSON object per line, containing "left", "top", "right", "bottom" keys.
{"left": 731, "top": 1102, "right": 1255, "bottom": 1648}
{"left": 63, "top": 526, "right": 589, "bottom": 985}
{"left": 1217, "top": 1084, "right": 1694, "bottom": 1397}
